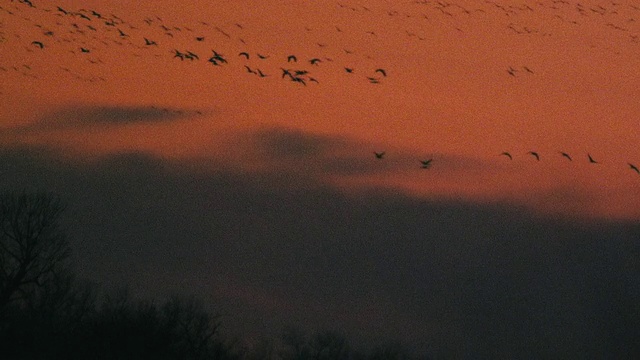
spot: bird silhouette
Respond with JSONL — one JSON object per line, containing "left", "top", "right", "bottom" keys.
{"left": 500, "top": 152, "right": 512, "bottom": 160}
{"left": 185, "top": 51, "right": 199, "bottom": 60}
{"left": 257, "top": 53, "right": 269, "bottom": 59}
{"left": 195, "top": 36, "right": 205, "bottom": 41}
{"left": 560, "top": 152, "right": 572, "bottom": 161}
{"left": 144, "top": 38, "right": 157, "bottom": 46}
{"left": 375, "top": 68, "right": 387, "bottom": 77}
{"left": 287, "top": 55, "right": 297, "bottom": 62}
{"left": 244, "top": 65, "right": 256, "bottom": 74}
{"left": 80, "top": 47, "right": 90, "bottom": 53}
{"left": 238, "top": 52, "right": 250, "bottom": 59}
{"left": 421, "top": 159, "right": 433, "bottom": 168}
{"left": 173, "top": 49, "right": 185, "bottom": 60}
{"left": 309, "top": 58, "right": 321, "bottom": 65}
{"left": 291, "top": 77, "right": 306, "bottom": 86}
{"left": 281, "top": 68, "right": 293, "bottom": 79}
{"left": 210, "top": 50, "right": 227, "bottom": 63}
{"left": 345, "top": 67, "right": 354, "bottom": 73}
{"left": 528, "top": 151, "right": 540, "bottom": 161}
{"left": 31, "top": 41, "right": 44, "bottom": 48}
{"left": 374, "top": 151, "right": 385, "bottom": 159}
{"left": 588, "top": 154, "right": 599, "bottom": 164}
{"left": 629, "top": 163, "right": 640, "bottom": 174}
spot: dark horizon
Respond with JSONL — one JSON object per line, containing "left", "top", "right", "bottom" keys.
{"left": 1, "top": 144, "right": 638, "bottom": 358}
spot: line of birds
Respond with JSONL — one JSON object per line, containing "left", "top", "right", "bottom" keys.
{"left": 373, "top": 150, "right": 640, "bottom": 174}
{"left": 374, "top": 151, "right": 433, "bottom": 169}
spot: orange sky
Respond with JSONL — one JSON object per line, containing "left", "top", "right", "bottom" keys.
{"left": 2, "top": 0, "right": 640, "bottom": 219}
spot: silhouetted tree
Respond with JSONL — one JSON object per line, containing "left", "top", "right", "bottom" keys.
{"left": 278, "top": 328, "right": 352, "bottom": 360}
{"left": 368, "top": 341, "right": 412, "bottom": 360}
{"left": 0, "top": 192, "right": 70, "bottom": 316}
{"left": 87, "top": 289, "right": 238, "bottom": 360}
{"left": 309, "top": 331, "right": 350, "bottom": 360}
{"left": 280, "top": 327, "right": 312, "bottom": 360}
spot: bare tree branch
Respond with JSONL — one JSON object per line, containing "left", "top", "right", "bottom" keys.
{"left": 0, "top": 192, "right": 70, "bottom": 313}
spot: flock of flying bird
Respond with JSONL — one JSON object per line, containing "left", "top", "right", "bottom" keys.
{"left": 3, "top": 0, "right": 638, "bottom": 84}
{"left": 2, "top": 0, "right": 393, "bottom": 86}
{"left": 2, "top": 0, "right": 640, "bottom": 178}
{"left": 372, "top": 150, "right": 640, "bottom": 175}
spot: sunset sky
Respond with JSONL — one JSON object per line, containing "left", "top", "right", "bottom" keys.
{"left": 1, "top": 0, "right": 640, "bottom": 357}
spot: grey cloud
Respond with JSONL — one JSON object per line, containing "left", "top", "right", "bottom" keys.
{"left": 4, "top": 105, "right": 202, "bottom": 134}
{"left": 246, "top": 127, "right": 498, "bottom": 178}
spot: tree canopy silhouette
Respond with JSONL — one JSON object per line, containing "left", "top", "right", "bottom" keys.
{"left": 0, "top": 192, "right": 70, "bottom": 316}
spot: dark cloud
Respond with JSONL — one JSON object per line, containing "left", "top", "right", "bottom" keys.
{"left": 4, "top": 105, "right": 202, "bottom": 134}
{"left": 246, "top": 127, "right": 497, "bottom": 178}
{"left": 0, "top": 143, "right": 639, "bottom": 358}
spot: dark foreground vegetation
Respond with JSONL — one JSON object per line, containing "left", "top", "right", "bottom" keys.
{"left": 0, "top": 192, "right": 423, "bottom": 359}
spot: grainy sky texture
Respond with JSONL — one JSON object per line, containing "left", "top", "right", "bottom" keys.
{"left": 1, "top": 0, "right": 639, "bottom": 357}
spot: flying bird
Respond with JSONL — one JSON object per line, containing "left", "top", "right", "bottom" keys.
{"left": 374, "top": 151, "right": 385, "bottom": 159}
{"left": 185, "top": 51, "right": 199, "bottom": 60}
{"left": 500, "top": 152, "right": 512, "bottom": 160}
{"left": 309, "top": 58, "right": 321, "bottom": 65}
{"left": 420, "top": 159, "right": 433, "bottom": 169}
{"left": 210, "top": 50, "right": 227, "bottom": 64}
{"left": 287, "top": 55, "right": 297, "bottom": 62}
{"left": 195, "top": 36, "right": 205, "bottom": 41}
{"left": 173, "top": 49, "right": 185, "bottom": 60}
{"left": 560, "top": 152, "right": 572, "bottom": 161}
{"left": 281, "top": 68, "right": 293, "bottom": 79}
{"left": 80, "top": 47, "right": 90, "bottom": 53}
{"left": 528, "top": 151, "right": 540, "bottom": 161}
{"left": 31, "top": 41, "right": 44, "bottom": 48}
{"left": 144, "top": 38, "right": 157, "bottom": 46}
{"left": 629, "top": 163, "right": 640, "bottom": 174}
{"left": 375, "top": 68, "right": 387, "bottom": 77}
{"left": 291, "top": 77, "right": 306, "bottom": 86}
{"left": 238, "top": 52, "right": 250, "bottom": 59}
{"left": 257, "top": 53, "right": 269, "bottom": 59}
{"left": 588, "top": 154, "right": 599, "bottom": 164}
{"left": 344, "top": 67, "right": 354, "bottom": 73}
